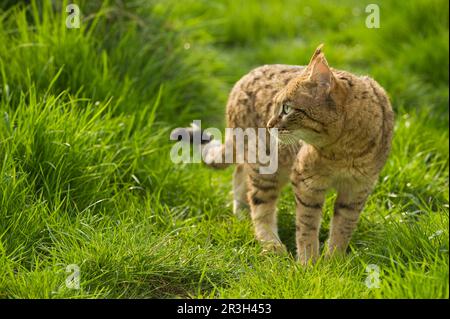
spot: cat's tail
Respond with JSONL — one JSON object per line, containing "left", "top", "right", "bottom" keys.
{"left": 170, "top": 122, "right": 232, "bottom": 169}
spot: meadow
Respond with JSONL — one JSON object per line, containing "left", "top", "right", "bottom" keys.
{"left": 0, "top": 0, "right": 448, "bottom": 298}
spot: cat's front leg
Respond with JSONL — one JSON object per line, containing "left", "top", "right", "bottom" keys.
{"left": 291, "top": 171, "right": 327, "bottom": 265}
{"left": 327, "top": 187, "right": 371, "bottom": 256}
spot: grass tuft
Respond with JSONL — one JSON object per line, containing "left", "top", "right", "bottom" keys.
{"left": 0, "top": 0, "right": 448, "bottom": 298}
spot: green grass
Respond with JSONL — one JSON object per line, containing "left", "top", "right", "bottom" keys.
{"left": 0, "top": 0, "right": 448, "bottom": 298}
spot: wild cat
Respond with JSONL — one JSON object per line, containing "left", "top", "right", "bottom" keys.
{"left": 176, "top": 45, "right": 394, "bottom": 264}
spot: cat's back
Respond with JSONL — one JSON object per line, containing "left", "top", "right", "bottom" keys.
{"left": 226, "top": 64, "right": 305, "bottom": 128}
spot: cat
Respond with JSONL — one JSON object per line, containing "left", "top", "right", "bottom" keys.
{"left": 176, "top": 44, "right": 394, "bottom": 264}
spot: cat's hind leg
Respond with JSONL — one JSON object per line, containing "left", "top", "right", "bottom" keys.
{"left": 232, "top": 164, "right": 249, "bottom": 218}
{"left": 247, "top": 165, "right": 286, "bottom": 253}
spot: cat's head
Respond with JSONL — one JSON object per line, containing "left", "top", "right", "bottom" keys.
{"left": 267, "top": 44, "right": 348, "bottom": 147}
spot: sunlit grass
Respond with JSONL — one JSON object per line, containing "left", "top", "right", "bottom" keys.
{"left": 0, "top": 0, "right": 448, "bottom": 298}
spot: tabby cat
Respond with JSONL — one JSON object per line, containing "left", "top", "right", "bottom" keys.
{"left": 180, "top": 44, "right": 394, "bottom": 264}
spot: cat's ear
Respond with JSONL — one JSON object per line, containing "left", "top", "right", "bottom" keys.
{"left": 309, "top": 54, "right": 333, "bottom": 89}
{"left": 308, "top": 43, "right": 324, "bottom": 66}
{"left": 309, "top": 53, "right": 348, "bottom": 104}
{"left": 304, "top": 44, "right": 324, "bottom": 74}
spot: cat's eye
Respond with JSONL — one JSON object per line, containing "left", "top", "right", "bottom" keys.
{"left": 282, "top": 103, "right": 291, "bottom": 115}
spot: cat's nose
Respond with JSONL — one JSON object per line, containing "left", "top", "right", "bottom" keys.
{"left": 267, "top": 117, "right": 277, "bottom": 129}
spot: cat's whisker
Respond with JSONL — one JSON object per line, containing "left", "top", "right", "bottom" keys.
{"left": 279, "top": 135, "right": 292, "bottom": 147}
{"left": 287, "top": 134, "right": 297, "bottom": 145}
{"left": 289, "top": 143, "right": 297, "bottom": 154}
{"left": 278, "top": 132, "right": 294, "bottom": 147}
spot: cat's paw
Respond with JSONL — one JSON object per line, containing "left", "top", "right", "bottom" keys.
{"left": 233, "top": 199, "right": 249, "bottom": 220}
{"left": 261, "top": 241, "right": 287, "bottom": 255}
{"left": 297, "top": 250, "right": 320, "bottom": 266}
{"left": 297, "top": 255, "right": 317, "bottom": 266}
{"left": 324, "top": 249, "right": 347, "bottom": 262}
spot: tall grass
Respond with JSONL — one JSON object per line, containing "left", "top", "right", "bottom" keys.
{"left": 0, "top": 0, "right": 448, "bottom": 298}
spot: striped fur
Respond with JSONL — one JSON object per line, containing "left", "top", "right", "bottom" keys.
{"left": 187, "top": 45, "right": 394, "bottom": 264}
